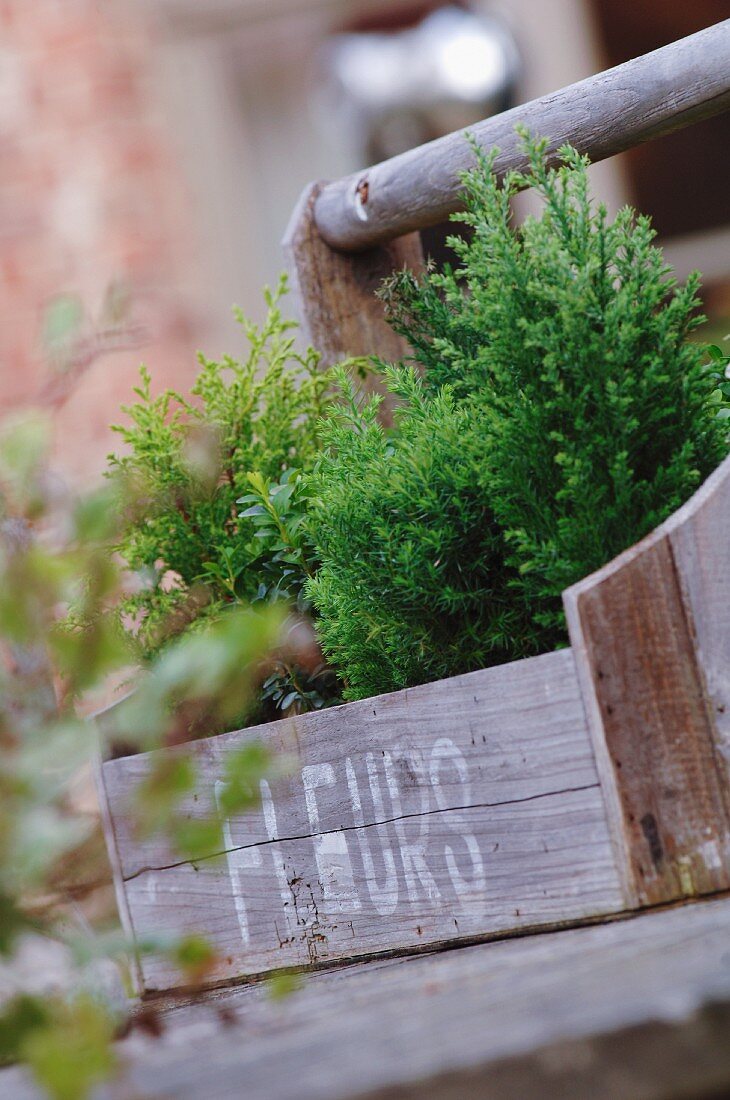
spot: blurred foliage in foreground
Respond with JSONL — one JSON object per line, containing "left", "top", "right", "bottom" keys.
{"left": 0, "top": 412, "right": 282, "bottom": 1098}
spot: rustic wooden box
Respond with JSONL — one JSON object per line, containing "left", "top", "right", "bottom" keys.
{"left": 98, "top": 453, "right": 730, "bottom": 997}
{"left": 98, "top": 20, "right": 730, "bottom": 999}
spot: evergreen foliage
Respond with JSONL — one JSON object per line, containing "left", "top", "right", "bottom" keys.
{"left": 109, "top": 278, "right": 337, "bottom": 716}
{"left": 307, "top": 132, "right": 729, "bottom": 699}
{"left": 306, "top": 367, "right": 539, "bottom": 699}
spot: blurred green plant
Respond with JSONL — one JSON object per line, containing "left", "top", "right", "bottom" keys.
{"left": 39, "top": 282, "right": 145, "bottom": 407}
{"left": 0, "top": 411, "right": 282, "bottom": 1098}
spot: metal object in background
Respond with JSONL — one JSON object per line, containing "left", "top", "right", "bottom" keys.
{"left": 314, "top": 19, "right": 730, "bottom": 251}
{"left": 320, "top": 6, "right": 520, "bottom": 163}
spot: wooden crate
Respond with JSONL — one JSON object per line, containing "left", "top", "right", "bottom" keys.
{"left": 98, "top": 451, "right": 730, "bottom": 995}
{"left": 98, "top": 20, "right": 730, "bottom": 999}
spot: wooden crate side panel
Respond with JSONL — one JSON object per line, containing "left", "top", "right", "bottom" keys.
{"left": 669, "top": 454, "right": 730, "bottom": 777}
{"left": 564, "top": 454, "right": 730, "bottom": 908}
{"left": 128, "top": 787, "right": 622, "bottom": 992}
{"left": 101, "top": 649, "right": 625, "bottom": 993}
{"left": 95, "top": 755, "right": 144, "bottom": 996}
{"left": 103, "top": 649, "right": 601, "bottom": 880}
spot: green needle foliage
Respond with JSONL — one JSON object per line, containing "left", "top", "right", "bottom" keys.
{"left": 307, "top": 131, "right": 729, "bottom": 698}
{"left": 108, "top": 277, "right": 340, "bottom": 718}
{"left": 109, "top": 277, "right": 330, "bottom": 663}
{"left": 306, "top": 367, "right": 538, "bottom": 700}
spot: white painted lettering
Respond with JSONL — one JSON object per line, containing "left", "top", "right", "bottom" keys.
{"left": 214, "top": 779, "right": 262, "bottom": 947}
{"left": 302, "top": 763, "right": 361, "bottom": 912}
{"left": 429, "top": 738, "right": 485, "bottom": 910}
{"left": 260, "top": 778, "right": 298, "bottom": 938}
{"left": 346, "top": 756, "right": 398, "bottom": 915}
{"left": 384, "top": 749, "right": 441, "bottom": 908}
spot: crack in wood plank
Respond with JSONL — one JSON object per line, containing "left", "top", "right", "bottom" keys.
{"left": 122, "top": 782, "right": 602, "bottom": 881}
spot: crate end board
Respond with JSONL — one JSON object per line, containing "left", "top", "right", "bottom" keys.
{"left": 282, "top": 180, "right": 423, "bottom": 370}
{"left": 564, "top": 452, "right": 730, "bottom": 909}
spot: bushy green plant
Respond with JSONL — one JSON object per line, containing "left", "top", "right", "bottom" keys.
{"left": 109, "top": 277, "right": 336, "bottom": 716}
{"left": 307, "top": 132, "right": 729, "bottom": 698}
{"left": 306, "top": 367, "right": 538, "bottom": 700}
{"left": 706, "top": 339, "right": 730, "bottom": 416}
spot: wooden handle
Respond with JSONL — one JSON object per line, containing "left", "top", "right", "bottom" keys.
{"left": 564, "top": 454, "right": 730, "bottom": 908}
{"left": 314, "top": 20, "right": 730, "bottom": 252}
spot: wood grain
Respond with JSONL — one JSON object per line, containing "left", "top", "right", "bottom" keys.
{"left": 126, "top": 786, "right": 619, "bottom": 991}
{"left": 669, "top": 453, "right": 730, "bottom": 778}
{"left": 99, "top": 649, "right": 626, "bottom": 993}
{"left": 564, "top": 454, "right": 730, "bottom": 909}
{"left": 282, "top": 182, "right": 423, "bottom": 369}
{"left": 103, "top": 650, "right": 595, "bottom": 879}
{"left": 4, "top": 894, "right": 729, "bottom": 1100}
{"left": 313, "top": 21, "right": 730, "bottom": 250}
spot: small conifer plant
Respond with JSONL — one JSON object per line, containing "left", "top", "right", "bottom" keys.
{"left": 109, "top": 277, "right": 336, "bottom": 714}
{"left": 306, "top": 131, "right": 729, "bottom": 700}
{"left": 306, "top": 366, "right": 539, "bottom": 699}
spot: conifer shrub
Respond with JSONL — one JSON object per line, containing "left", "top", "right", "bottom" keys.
{"left": 110, "top": 278, "right": 336, "bottom": 715}
{"left": 306, "top": 132, "right": 729, "bottom": 699}
{"left": 306, "top": 367, "right": 539, "bottom": 699}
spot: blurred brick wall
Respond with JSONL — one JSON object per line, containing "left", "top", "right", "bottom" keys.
{"left": 0, "top": 0, "right": 206, "bottom": 484}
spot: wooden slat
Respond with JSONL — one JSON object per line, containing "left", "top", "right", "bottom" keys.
{"left": 282, "top": 182, "right": 423, "bottom": 370}
{"left": 313, "top": 21, "right": 730, "bottom": 251}
{"left": 100, "top": 649, "right": 626, "bottom": 993}
{"left": 126, "top": 787, "right": 617, "bottom": 991}
{"left": 670, "top": 454, "right": 730, "bottom": 777}
{"left": 564, "top": 454, "right": 730, "bottom": 909}
{"left": 4, "top": 895, "right": 729, "bottom": 1099}
{"left": 103, "top": 650, "right": 595, "bottom": 879}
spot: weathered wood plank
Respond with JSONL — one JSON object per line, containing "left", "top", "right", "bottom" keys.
{"left": 99, "top": 649, "right": 626, "bottom": 992}
{"left": 282, "top": 181, "right": 423, "bottom": 370}
{"left": 127, "top": 786, "right": 619, "bottom": 990}
{"left": 4, "top": 894, "right": 729, "bottom": 1100}
{"left": 669, "top": 453, "right": 730, "bottom": 779}
{"left": 103, "top": 650, "right": 598, "bottom": 879}
{"left": 314, "top": 21, "right": 730, "bottom": 250}
{"left": 564, "top": 454, "right": 730, "bottom": 909}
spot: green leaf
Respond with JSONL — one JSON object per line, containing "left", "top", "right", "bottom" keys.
{"left": 267, "top": 970, "right": 303, "bottom": 1000}
{"left": 21, "top": 995, "right": 117, "bottom": 1100}
{"left": 0, "top": 892, "right": 30, "bottom": 955}
{"left": 169, "top": 934, "right": 216, "bottom": 984}
{"left": 41, "top": 295, "right": 84, "bottom": 359}
{"left": 216, "top": 741, "right": 270, "bottom": 817}
{"left": 0, "top": 995, "right": 50, "bottom": 1067}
